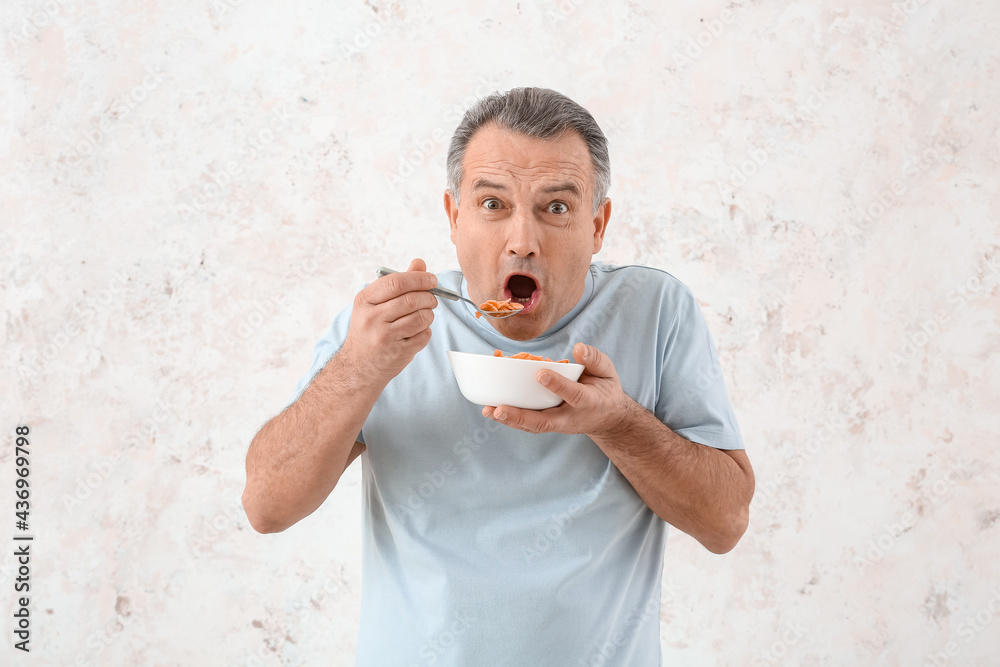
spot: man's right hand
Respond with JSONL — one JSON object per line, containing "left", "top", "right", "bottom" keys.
{"left": 340, "top": 257, "right": 438, "bottom": 383}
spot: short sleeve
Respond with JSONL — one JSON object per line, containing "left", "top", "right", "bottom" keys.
{"left": 654, "top": 287, "right": 745, "bottom": 450}
{"left": 285, "top": 299, "right": 365, "bottom": 444}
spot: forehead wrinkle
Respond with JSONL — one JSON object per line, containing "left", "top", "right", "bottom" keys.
{"left": 474, "top": 155, "right": 589, "bottom": 178}
{"left": 466, "top": 159, "right": 589, "bottom": 197}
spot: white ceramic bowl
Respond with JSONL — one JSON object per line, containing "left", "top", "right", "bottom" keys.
{"left": 447, "top": 350, "right": 585, "bottom": 410}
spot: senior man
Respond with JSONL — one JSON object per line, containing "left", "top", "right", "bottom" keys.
{"left": 242, "top": 87, "right": 754, "bottom": 666}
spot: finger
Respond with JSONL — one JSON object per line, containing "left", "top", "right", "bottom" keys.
{"left": 375, "top": 290, "right": 438, "bottom": 323}
{"left": 400, "top": 324, "right": 432, "bottom": 346}
{"left": 536, "top": 368, "right": 589, "bottom": 408}
{"left": 367, "top": 266, "right": 437, "bottom": 305}
{"left": 385, "top": 307, "right": 435, "bottom": 339}
{"left": 573, "top": 342, "right": 616, "bottom": 379}
{"left": 486, "top": 404, "right": 556, "bottom": 434}
{"left": 406, "top": 257, "right": 427, "bottom": 273}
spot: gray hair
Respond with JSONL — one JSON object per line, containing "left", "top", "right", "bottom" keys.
{"left": 446, "top": 87, "right": 611, "bottom": 214}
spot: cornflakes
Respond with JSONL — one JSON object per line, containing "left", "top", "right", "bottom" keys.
{"left": 493, "top": 349, "right": 570, "bottom": 363}
{"left": 475, "top": 298, "right": 525, "bottom": 319}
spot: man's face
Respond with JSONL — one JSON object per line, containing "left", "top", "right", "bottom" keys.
{"left": 444, "top": 123, "right": 611, "bottom": 341}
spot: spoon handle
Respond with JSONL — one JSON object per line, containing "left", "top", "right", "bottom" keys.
{"left": 375, "top": 266, "right": 462, "bottom": 301}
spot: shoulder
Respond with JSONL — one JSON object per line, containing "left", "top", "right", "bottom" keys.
{"left": 590, "top": 261, "right": 696, "bottom": 303}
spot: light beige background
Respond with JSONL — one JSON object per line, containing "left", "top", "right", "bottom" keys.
{"left": 3, "top": 0, "right": 999, "bottom": 665}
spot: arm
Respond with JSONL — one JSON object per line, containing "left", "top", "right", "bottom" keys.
{"left": 588, "top": 395, "right": 753, "bottom": 554}
{"left": 242, "top": 258, "right": 439, "bottom": 534}
{"left": 482, "top": 342, "right": 754, "bottom": 554}
{"left": 241, "top": 354, "right": 376, "bottom": 534}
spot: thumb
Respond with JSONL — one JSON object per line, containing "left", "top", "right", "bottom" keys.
{"left": 407, "top": 257, "right": 427, "bottom": 272}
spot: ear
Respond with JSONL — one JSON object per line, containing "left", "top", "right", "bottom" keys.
{"left": 444, "top": 189, "right": 460, "bottom": 245}
{"left": 591, "top": 197, "right": 611, "bottom": 254}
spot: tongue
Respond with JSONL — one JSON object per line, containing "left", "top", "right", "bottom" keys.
{"left": 508, "top": 275, "right": 536, "bottom": 299}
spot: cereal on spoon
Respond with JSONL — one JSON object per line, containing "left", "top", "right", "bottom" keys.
{"left": 475, "top": 298, "right": 524, "bottom": 319}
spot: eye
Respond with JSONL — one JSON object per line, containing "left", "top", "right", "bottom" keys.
{"left": 548, "top": 202, "right": 569, "bottom": 214}
{"left": 482, "top": 198, "right": 503, "bottom": 211}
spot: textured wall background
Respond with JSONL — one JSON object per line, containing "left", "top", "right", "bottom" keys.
{"left": 3, "top": 0, "right": 999, "bottom": 665}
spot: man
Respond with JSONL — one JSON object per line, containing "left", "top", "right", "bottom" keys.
{"left": 242, "top": 87, "right": 753, "bottom": 666}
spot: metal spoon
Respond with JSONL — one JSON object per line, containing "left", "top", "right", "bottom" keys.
{"left": 375, "top": 267, "right": 524, "bottom": 319}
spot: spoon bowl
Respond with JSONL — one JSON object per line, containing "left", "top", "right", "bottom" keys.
{"left": 376, "top": 267, "right": 524, "bottom": 319}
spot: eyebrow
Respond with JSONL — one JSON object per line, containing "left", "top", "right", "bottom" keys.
{"left": 470, "top": 178, "right": 508, "bottom": 192}
{"left": 469, "top": 178, "right": 582, "bottom": 199}
{"left": 539, "top": 182, "right": 582, "bottom": 198}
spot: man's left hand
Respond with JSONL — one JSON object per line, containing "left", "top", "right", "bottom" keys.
{"left": 482, "top": 342, "right": 633, "bottom": 436}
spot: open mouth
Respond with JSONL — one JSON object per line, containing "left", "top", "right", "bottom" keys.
{"left": 504, "top": 274, "right": 540, "bottom": 312}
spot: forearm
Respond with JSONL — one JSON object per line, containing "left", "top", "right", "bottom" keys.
{"left": 242, "top": 350, "right": 382, "bottom": 533}
{"left": 590, "top": 396, "right": 753, "bottom": 554}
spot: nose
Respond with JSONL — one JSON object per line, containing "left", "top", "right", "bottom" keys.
{"left": 505, "top": 206, "right": 540, "bottom": 258}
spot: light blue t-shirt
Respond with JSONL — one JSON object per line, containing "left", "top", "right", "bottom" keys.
{"left": 288, "top": 262, "right": 745, "bottom": 666}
